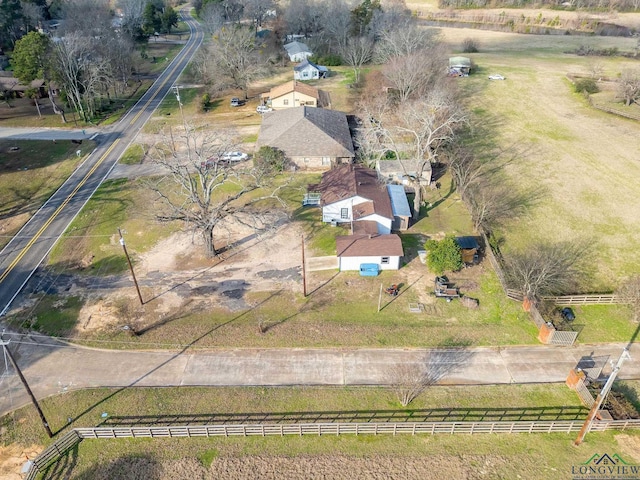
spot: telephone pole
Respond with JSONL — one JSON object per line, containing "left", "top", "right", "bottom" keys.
{"left": 574, "top": 347, "right": 630, "bottom": 446}
{"left": 301, "top": 235, "right": 307, "bottom": 297}
{"left": 118, "top": 228, "right": 144, "bottom": 305}
{"left": 1, "top": 333, "right": 53, "bottom": 437}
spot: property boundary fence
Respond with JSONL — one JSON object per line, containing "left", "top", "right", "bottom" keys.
{"left": 26, "top": 419, "right": 640, "bottom": 478}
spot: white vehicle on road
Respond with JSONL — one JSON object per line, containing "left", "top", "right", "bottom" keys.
{"left": 256, "top": 105, "right": 272, "bottom": 114}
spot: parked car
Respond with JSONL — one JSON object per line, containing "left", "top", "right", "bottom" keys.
{"left": 488, "top": 74, "right": 506, "bottom": 80}
{"left": 220, "top": 151, "right": 249, "bottom": 163}
{"left": 256, "top": 105, "right": 273, "bottom": 114}
{"left": 560, "top": 307, "right": 575, "bottom": 321}
{"left": 230, "top": 97, "right": 241, "bottom": 107}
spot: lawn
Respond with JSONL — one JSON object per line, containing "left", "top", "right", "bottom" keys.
{"left": 437, "top": 27, "right": 640, "bottom": 290}
{"left": 3, "top": 383, "right": 639, "bottom": 479}
{"left": 0, "top": 139, "right": 95, "bottom": 249}
{"left": 47, "top": 178, "right": 176, "bottom": 276}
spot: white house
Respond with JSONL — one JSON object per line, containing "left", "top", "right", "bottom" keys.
{"left": 284, "top": 41, "right": 313, "bottom": 62}
{"left": 294, "top": 59, "right": 328, "bottom": 80}
{"left": 317, "top": 164, "right": 394, "bottom": 234}
{"left": 336, "top": 234, "right": 404, "bottom": 271}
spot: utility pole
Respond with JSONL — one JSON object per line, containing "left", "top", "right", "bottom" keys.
{"left": 574, "top": 347, "right": 630, "bottom": 446}
{"left": 118, "top": 228, "right": 144, "bottom": 305}
{"left": 1, "top": 334, "right": 53, "bottom": 438}
{"left": 301, "top": 235, "right": 307, "bottom": 297}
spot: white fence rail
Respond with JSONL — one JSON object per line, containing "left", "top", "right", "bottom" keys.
{"left": 26, "top": 420, "right": 640, "bottom": 479}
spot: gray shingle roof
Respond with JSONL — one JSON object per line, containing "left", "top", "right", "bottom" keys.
{"left": 293, "top": 59, "right": 319, "bottom": 72}
{"left": 284, "top": 41, "right": 311, "bottom": 55}
{"left": 256, "top": 106, "right": 354, "bottom": 158}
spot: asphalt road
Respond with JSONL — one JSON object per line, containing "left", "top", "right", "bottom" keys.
{"left": 0, "top": 10, "right": 204, "bottom": 317}
{"left": 1, "top": 334, "right": 638, "bottom": 417}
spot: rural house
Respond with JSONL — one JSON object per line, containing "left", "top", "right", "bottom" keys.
{"left": 284, "top": 41, "right": 313, "bottom": 62}
{"left": 294, "top": 59, "right": 328, "bottom": 80}
{"left": 261, "top": 80, "right": 330, "bottom": 110}
{"left": 256, "top": 106, "right": 354, "bottom": 170}
{"left": 336, "top": 234, "right": 404, "bottom": 272}
{"left": 316, "top": 164, "right": 394, "bottom": 234}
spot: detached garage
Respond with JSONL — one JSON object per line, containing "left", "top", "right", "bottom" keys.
{"left": 336, "top": 234, "right": 404, "bottom": 272}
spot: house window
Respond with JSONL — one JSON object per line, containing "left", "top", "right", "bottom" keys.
{"left": 303, "top": 71, "right": 309, "bottom": 78}
{"left": 381, "top": 257, "right": 390, "bottom": 265}
{"left": 283, "top": 99, "right": 289, "bottom": 105}
{"left": 340, "top": 208, "right": 349, "bottom": 219}
{"left": 322, "top": 157, "right": 331, "bottom": 166}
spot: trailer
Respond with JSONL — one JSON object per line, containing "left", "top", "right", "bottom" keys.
{"left": 434, "top": 276, "right": 460, "bottom": 301}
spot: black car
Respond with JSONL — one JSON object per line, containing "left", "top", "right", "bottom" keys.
{"left": 561, "top": 307, "right": 575, "bottom": 321}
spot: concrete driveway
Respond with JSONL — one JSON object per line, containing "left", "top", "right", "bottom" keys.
{"left": 1, "top": 334, "right": 638, "bottom": 416}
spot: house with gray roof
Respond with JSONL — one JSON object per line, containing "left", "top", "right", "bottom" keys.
{"left": 284, "top": 41, "right": 313, "bottom": 62}
{"left": 256, "top": 106, "right": 354, "bottom": 171}
{"left": 294, "top": 59, "right": 328, "bottom": 80}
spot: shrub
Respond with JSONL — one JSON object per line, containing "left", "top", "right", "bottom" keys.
{"left": 201, "top": 93, "right": 211, "bottom": 112}
{"left": 574, "top": 78, "right": 599, "bottom": 94}
{"left": 254, "top": 146, "right": 288, "bottom": 173}
{"left": 309, "top": 54, "right": 342, "bottom": 66}
{"left": 424, "top": 236, "right": 463, "bottom": 274}
{"left": 461, "top": 37, "right": 479, "bottom": 53}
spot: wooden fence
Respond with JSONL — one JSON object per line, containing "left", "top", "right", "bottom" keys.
{"left": 25, "top": 430, "right": 82, "bottom": 480}
{"left": 25, "top": 420, "right": 640, "bottom": 478}
{"left": 542, "top": 294, "right": 621, "bottom": 305}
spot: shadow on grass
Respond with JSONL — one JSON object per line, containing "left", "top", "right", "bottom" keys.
{"left": 53, "top": 291, "right": 281, "bottom": 435}
{"left": 379, "top": 276, "right": 422, "bottom": 312}
{"left": 100, "top": 405, "right": 589, "bottom": 427}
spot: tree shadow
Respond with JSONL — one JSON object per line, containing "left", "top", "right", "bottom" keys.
{"left": 52, "top": 292, "right": 280, "bottom": 434}
{"left": 101, "top": 404, "right": 588, "bottom": 427}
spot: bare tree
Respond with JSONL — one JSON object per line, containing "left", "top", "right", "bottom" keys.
{"left": 388, "top": 349, "right": 474, "bottom": 407}
{"left": 318, "top": 0, "right": 353, "bottom": 54}
{"left": 118, "top": 0, "right": 147, "bottom": 39}
{"left": 147, "top": 125, "right": 290, "bottom": 257}
{"left": 504, "top": 240, "right": 591, "bottom": 301}
{"left": 617, "top": 68, "right": 640, "bottom": 106}
{"left": 200, "top": 2, "right": 225, "bottom": 35}
{"left": 204, "top": 25, "right": 272, "bottom": 98}
{"left": 240, "top": 0, "right": 276, "bottom": 31}
{"left": 465, "top": 180, "right": 536, "bottom": 233}
{"left": 358, "top": 87, "right": 467, "bottom": 219}
{"left": 340, "top": 36, "right": 374, "bottom": 85}
{"left": 374, "top": 21, "right": 438, "bottom": 62}
{"left": 283, "top": 0, "right": 323, "bottom": 38}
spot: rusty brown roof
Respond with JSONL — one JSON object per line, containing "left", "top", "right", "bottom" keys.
{"left": 336, "top": 234, "right": 404, "bottom": 257}
{"left": 318, "top": 164, "right": 393, "bottom": 220}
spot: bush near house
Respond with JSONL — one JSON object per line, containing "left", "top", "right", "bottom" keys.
{"left": 424, "top": 236, "right": 463, "bottom": 274}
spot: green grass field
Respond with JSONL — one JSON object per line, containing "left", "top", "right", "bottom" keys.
{"left": 438, "top": 28, "right": 640, "bottom": 290}
{"left": 3, "top": 383, "right": 639, "bottom": 479}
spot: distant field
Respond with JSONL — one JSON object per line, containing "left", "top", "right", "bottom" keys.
{"left": 436, "top": 28, "right": 640, "bottom": 290}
